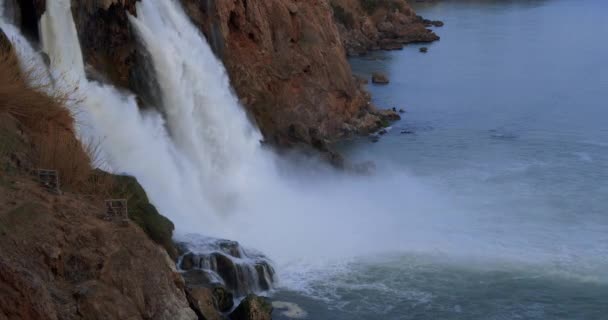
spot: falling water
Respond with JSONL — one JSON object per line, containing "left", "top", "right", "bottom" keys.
{"left": 128, "top": 0, "right": 266, "bottom": 215}
{"left": 9, "top": 0, "right": 608, "bottom": 316}
{"left": 37, "top": 0, "right": 275, "bottom": 295}
{"left": 38, "top": 0, "right": 227, "bottom": 233}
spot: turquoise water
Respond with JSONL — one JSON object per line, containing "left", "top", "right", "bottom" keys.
{"left": 271, "top": 1, "right": 608, "bottom": 319}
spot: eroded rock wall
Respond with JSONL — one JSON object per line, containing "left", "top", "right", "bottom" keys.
{"left": 0, "top": 174, "right": 196, "bottom": 320}
{"left": 180, "top": 0, "right": 379, "bottom": 145}
{"left": 330, "top": 0, "right": 439, "bottom": 55}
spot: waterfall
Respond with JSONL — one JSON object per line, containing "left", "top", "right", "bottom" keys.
{"left": 37, "top": 0, "right": 275, "bottom": 296}
{"left": 38, "top": 0, "right": 226, "bottom": 234}
{"left": 128, "top": 0, "right": 267, "bottom": 215}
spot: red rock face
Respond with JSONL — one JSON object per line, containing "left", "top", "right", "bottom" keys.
{"left": 70, "top": 0, "right": 139, "bottom": 90}
{"left": 181, "top": 0, "right": 376, "bottom": 145}
{"left": 17, "top": 0, "right": 399, "bottom": 147}
{"left": 330, "top": 0, "right": 440, "bottom": 55}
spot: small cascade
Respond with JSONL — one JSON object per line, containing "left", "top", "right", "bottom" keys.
{"left": 178, "top": 236, "right": 276, "bottom": 297}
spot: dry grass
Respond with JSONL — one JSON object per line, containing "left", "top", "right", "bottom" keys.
{"left": 0, "top": 46, "right": 92, "bottom": 189}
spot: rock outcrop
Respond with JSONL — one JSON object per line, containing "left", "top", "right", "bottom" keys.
{"left": 330, "top": 0, "right": 439, "bottom": 55}
{"left": 180, "top": 0, "right": 379, "bottom": 146}
{"left": 230, "top": 295, "right": 273, "bottom": 320}
{"left": 0, "top": 175, "right": 196, "bottom": 320}
{"left": 0, "top": 43, "right": 195, "bottom": 319}
{"left": 12, "top": 0, "right": 409, "bottom": 151}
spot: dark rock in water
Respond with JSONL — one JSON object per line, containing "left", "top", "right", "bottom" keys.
{"left": 401, "top": 129, "right": 415, "bottom": 135}
{"left": 376, "top": 109, "right": 401, "bottom": 121}
{"left": 182, "top": 269, "right": 221, "bottom": 287}
{"left": 230, "top": 294, "right": 272, "bottom": 320}
{"left": 399, "top": 109, "right": 406, "bottom": 114}
{"left": 180, "top": 252, "right": 196, "bottom": 270}
{"left": 432, "top": 20, "right": 445, "bottom": 27}
{"left": 371, "top": 72, "right": 389, "bottom": 84}
{"left": 186, "top": 287, "right": 223, "bottom": 320}
{"left": 178, "top": 237, "right": 275, "bottom": 297}
{"left": 378, "top": 129, "right": 388, "bottom": 135}
{"left": 213, "top": 286, "right": 234, "bottom": 312}
{"left": 216, "top": 239, "right": 242, "bottom": 258}
{"left": 419, "top": 47, "right": 428, "bottom": 53}
{"left": 392, "top": 107, "right": 397, "bottom": 112}
{"left": 370, "top": 135, "right": 380, "bottom": 143}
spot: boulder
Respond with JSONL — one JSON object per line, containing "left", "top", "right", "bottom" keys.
{"left": 213, "top": 286, "right": 234, "bottom": 312}
{"left": 419, "top": 47, "right": 428, "bottom": 53}
{"left": 371, "top": 72, "right": 390, "bottom": 84}
{"left": 230, "top": 295, "right": 272, "bottom": 320}
{"left": 376, "top": 109, "right": 401, "bottom": 121}
{"left": 180, "top": 252, "right": 196, "bottom": 270}
{"left": 432, "top": 20, "right": 445, "bottom": 27}
{"left": 186, "top": 287, "right": 223, "bottom": 320}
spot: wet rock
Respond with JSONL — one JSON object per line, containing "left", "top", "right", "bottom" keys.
{"left": 378, "top": 128, "right": 388, "bottom": 135}
{"left": 376, "top": 109, "right": 401, "bottom": 121}
{"left": 399, "top": 108, "right": 406, "bottom": 113}
{"left": 180, "top": 252, "right": 196, "bottom": 270}
{"left": 186, "top": 287, "right": 223, "bottom": 320}
{"left": 432, "top": 20, "right": 445, "bottom": 27}
{"left": 230, "top": 295, "right": 272, "bottom": 320}
{"left": 179, "top": 238, "right": 275, "bottom": 297}
{"left": 372, "top": 72, "right": 390, "bottom": 84}
{"left": 213, "top": 286, "right": 234, "bottom": 312}
{"left": 400, "top": 129, "right": 415, "bottom": 135}
{"left": 419, "top": 47, "right": 428, "bottom": 53}
{"left": 182, "top": 269, "right": 219, "bottom": 287}
{"left": 370, "top": 135, "right": 380, "bottom": 143}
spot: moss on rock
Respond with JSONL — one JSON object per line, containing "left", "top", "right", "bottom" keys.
{"left": 92, "top": 170, "right": 177, "bottom": 258}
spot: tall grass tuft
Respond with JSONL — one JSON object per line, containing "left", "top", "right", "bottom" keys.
{"left": 0, "top": 44, "right": 92, "bottom": 189}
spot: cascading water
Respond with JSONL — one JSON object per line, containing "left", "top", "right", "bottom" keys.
{"left": 7, "top": 0, "right": 608, "bottom": 317}
{"left": 128, "top": 0, "right": 267, "bottom": 216}
{"left": 37, "top": 0, "right": 275, "bottom": 296}
{"left": 38, "top": 0, "right": 225, "bottom": 234}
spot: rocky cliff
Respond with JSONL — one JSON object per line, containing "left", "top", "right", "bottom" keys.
{"left": 0, "top": 34, "right": 196, "bottom": 319}
{"left": 179, "top": 0, "right": 381, "bottom": 146}
{"left": 330, "top": 0, "right": 440, "bottom": 55}
{"left": 10, "top": 0, "right": 404, "bottom": 151}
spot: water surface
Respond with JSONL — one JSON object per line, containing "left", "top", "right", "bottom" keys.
{"left": 272, "top": 1, "right": 608, "bottom": 319}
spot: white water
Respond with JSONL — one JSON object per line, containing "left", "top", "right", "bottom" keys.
{"left": 11, "top": 0, "right": 606, "bottom": 307}
{"left": 38, "top": 0, "right": 225, "bottom": 230}
{"left": 128, "top": 0, "right": 266, "bottom": 215}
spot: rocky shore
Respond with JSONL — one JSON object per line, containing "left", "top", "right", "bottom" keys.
{"left": 330, "top": 0, "right": 441, "bottom": 55}
{"left": 9, "top": 0, "right": 430, "bottom": 152}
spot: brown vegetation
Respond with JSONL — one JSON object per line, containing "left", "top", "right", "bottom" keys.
{"left": 0, "top": 47, "right": 93, "bottom": 189}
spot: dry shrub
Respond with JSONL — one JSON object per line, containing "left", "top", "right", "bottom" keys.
{"left": 0, "top": 46, "right": 92, "bottom": 189}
